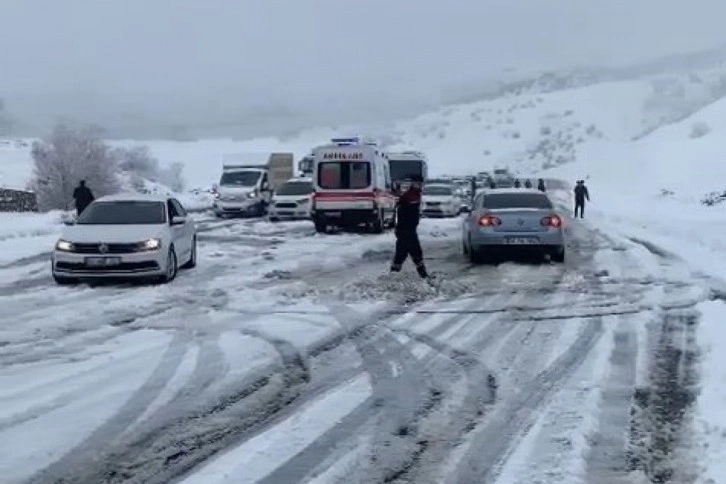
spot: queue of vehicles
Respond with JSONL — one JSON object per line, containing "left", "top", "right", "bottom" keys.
{"left": 50, "top": 137, "right": 564, "bottom": 284}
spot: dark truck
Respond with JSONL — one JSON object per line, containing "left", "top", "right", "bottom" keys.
{"left": 387, "top": 151, "right": 429, "bottom": 192}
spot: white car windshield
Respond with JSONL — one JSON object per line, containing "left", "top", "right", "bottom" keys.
{"left": 276, "top": 181, "right": 313, "bottom": 196}
{"left": 424, "top": 186, "right": 453, "bottom": 196}
{"left": 77, "top": 201, "right": 167, "bottom": 225}
{"left": 220, "top": 170, "right": 261, "bottom": 187}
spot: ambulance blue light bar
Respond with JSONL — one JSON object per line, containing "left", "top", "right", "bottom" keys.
{"left": 330, "top": 136, "right": 377, "bottom": 146}
{"left": 331, "top": 137, "right": 360, "bottom": 145}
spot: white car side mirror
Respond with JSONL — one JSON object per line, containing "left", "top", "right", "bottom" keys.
{"left": 171, "top": 216, "right": 186, "bottom": 225}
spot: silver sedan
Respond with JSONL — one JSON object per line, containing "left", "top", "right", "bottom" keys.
{"left": 462, "top": 189, "right": 565, "bottom": 263}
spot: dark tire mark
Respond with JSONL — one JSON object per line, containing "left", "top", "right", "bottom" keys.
{"left": 626, "top": 311, "right": 699, "bottom": 483}
{"left": 0, "top": 251, "right": 51, "bottom": 270}
{"left": 628, "top": 237, "right": 676, "bottom": 260}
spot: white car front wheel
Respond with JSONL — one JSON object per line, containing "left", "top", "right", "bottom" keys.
{"left": 159, "top": 247, "right": 178, "bottom": 283}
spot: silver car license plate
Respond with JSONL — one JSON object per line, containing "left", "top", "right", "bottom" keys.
{"left": 505, "top": 237, "right": 539, "bottom": 245}
{"left": 85, "top": 257, "right": 122, "bottom": 267}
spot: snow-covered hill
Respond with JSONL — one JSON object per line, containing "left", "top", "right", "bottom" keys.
{"left": 3, "top": 65, "right": 726, "bottom": 197}
{"left": 112, "top": 66, "right": 726, "bottom": 191}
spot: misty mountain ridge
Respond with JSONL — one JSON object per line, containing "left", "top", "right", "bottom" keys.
{"left": 2, "top": 45, "right": 726, "bottom": 142}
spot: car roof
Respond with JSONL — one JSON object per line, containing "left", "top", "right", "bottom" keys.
{"left": 483, "top": 188, "right": 547, "bottom": 196}
{"left": 96, "top": 193, "right": 170, "bottom": 203}
{"left": 425, "top": 183, "right": 454, "bottom": 188}
{"left": 285, "top": 177, "right": 312, "bottom": 183}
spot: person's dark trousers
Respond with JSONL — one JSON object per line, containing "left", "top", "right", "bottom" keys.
{"left": 391, "top": 231, "right": 428, "bottom": 278}
{"left": 574, "top": 202, "right": 585, "bottom": 218}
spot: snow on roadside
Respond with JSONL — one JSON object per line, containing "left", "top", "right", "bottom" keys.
{"left": 693, "top": 300, "right": 726, "bottom": 484}
{"left": 180, "top": 373, "right": 372, "bottom": 484}
{"left": 0, "top": 211, "right": 66, "bottom": 264}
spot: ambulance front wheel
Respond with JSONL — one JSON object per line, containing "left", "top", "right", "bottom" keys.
{"left": 314, "top": 218, "right": 327, "bottom": 233}
{"left": 370, "top": 210, "right": 384, "bottom": 234}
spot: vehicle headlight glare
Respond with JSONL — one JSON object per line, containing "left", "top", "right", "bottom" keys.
{"left": 142, "top": 238, "right": 161, "bottom": 250}
{"left": 56, "top": 239, "right": 74, "bottom": 252}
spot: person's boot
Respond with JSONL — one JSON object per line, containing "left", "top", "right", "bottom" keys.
{"left": 390, "top": 263, "right": 402, "bottom": 273}
{"left": 415, "top": 262, "right": 429, "bottom": 279}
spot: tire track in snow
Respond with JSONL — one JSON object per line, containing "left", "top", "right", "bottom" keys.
{"left": 257, "top": 301, "right": 442, "bottom": 484}
{"left": 451, "top": 317, "right": 604, "bottom": 484}
{"left": 28, "top": 332, "right": 191, "bottom": 484}
{"left": 626, "top": 310, "right": 700, "bottom": 483}
{"left": 585, "top": 316, "right": 639, "bottom": 483}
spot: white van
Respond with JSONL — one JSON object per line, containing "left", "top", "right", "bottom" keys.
{"left": 212, "top": 153, "right": 294, "bottom": 218}
{"left": 311, "top": 137, "right": 396, "bottom": 233}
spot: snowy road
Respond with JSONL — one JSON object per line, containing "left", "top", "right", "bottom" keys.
{"left": 0, "top": 198, "right": 713, "bottom": 483}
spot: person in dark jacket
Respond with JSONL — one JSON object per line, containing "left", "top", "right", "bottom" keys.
{"left": 574, "top": 180, "right": 590, "bottom": 218}
{"left": 391, "top": 175, "right": 429, "bottom": 279}
{"left": 524, "top": 179, "right": 533, "bottom": 188}
{"left": 513, "top": 179, "right": 521, "bottom": 188}
{"left": 72, "top": 180, "right": 94, "bottom": 216}
{"left": 537, "top": 178, "right": 546, "bottom": 192}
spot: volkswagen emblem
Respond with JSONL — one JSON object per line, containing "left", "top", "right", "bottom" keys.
{"left": 98, "top": 243, "right": 109, "bottom": 254}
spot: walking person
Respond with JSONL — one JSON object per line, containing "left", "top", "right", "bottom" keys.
{"left": 514, "top": 179, "right": 521, "bottom": 188}
{"left": 524, "top": 179, "right": 533, "bottom": 188}
{"left": 537, "top": 178, "right": 546, "bottom": 192}
{"left": 390, "top": 175, "right": 429, "bottom": 279}
{"left": 574, "top": 180, "right": 590, "bottom": 218}
{"left": 72, "top": 180, "right": 94, "bottom": 216}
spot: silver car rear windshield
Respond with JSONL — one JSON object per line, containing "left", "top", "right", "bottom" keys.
{"left": 484, "top": 193, "right": 552, "bottom": 209}
{"left": 77, "top": 201, "right": 167, "bottom": 225}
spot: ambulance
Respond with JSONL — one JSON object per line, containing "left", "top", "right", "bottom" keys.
{"left": 311, "top": 137, "right": 396, "bottom": 233}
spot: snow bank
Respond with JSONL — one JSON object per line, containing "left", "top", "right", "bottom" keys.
{"left": 0, "top": 211, "right": 65, "bottom": 264}
{"left": 693, "top": 300, "right": 726, "bottom": 483}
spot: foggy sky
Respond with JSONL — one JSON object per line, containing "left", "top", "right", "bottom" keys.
{"left": 2, "top": 0, "right": 726, "bottom": 136}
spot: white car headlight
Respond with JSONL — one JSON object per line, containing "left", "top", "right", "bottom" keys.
{"left": 55, "top": 239, "right": 74, "bottom": 252}
{"left": 247, "top": 191, "right": 257, "bottom": 199}
{"left": 298, "top": 198, "right": 310, "bottom": 204}
{"left": 141, "top": 238, "right": 162, "bottom": 251}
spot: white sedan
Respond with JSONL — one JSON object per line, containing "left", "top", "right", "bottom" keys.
{"left": 52, "top": 194, "right": 197, "bottom": 284}
{"left": 421, "top": 184, "right": 461, "bottom": 217}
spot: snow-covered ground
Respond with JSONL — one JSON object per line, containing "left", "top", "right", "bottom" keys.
{"left": 3, "top": 64, "right": 726, "bottom": 482}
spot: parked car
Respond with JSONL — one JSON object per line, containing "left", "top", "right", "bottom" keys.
{"left": 52, "top": 194, "right": 197, "bottom": 284}
{"left": 462, "top": 189, "right": 565, "bottom": 263}
{"left": 268, "top": 177, "right": 314, "bottom": 221}
{"left": 421, "top": 183, "right": 460, "bottom": 217}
